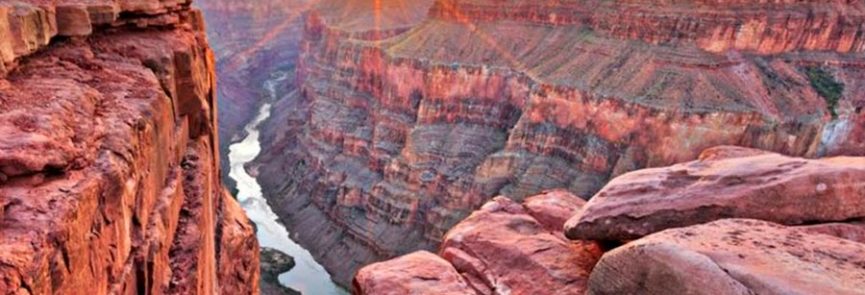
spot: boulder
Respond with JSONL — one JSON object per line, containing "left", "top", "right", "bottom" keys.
{"left": 353, "top": 192, "right": 603, "bottom": 295}
{"left": 588, "top": 219, "right": 865, "bottom": 295}
{"left": 566, "top": 146, "right": 865, "bottom": 241}
{"left": 353, "top": 251, "right": 477, "bottom": 295}
{"left": 440, "top": 196, "right": 602, "bottom": 295}
{"left": 522, "top": 189, "right": 587, "bottom": 233}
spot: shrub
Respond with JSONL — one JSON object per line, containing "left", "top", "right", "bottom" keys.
{"left": 805, "top": 66, "right": 844, "bottom": 118}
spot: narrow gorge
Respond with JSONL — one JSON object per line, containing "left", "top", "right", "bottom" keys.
{"left": 227, "top": 72, "right": 345, "bottom": 294}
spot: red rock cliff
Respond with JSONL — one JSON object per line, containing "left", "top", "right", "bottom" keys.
{"left": 254, "top": 0, "right": 865, "bottom": 285}
{"left": 0, "top": 0, "right": 259, "bottom": 293}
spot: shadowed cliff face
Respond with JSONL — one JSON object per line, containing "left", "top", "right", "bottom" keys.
{"left": 254, "top": 0, "right": 865, "bottom": 286}
{"left": 0, "top": 0, "right": 259, "bottom": 293}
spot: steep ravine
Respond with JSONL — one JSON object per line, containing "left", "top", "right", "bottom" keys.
{"left": 228, "top": 72, "right": 347, "bottom": 294}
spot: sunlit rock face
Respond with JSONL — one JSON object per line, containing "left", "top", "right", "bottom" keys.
{"left": 255, "top": 0, "right": 865, "bottom": 285}
{"left": 195, "top": 0, "right": 308, "bottom": 192}
{"left": 0, "top": 0, "right": 258, "bottom": 293}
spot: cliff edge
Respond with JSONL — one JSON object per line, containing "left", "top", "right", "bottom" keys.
{"left": 0, "top": 0, "right": 259, "bottom": 293}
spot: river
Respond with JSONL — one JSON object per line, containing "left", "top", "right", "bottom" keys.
{"left": 227, "top": 73, "right": 347, "bottom": 294}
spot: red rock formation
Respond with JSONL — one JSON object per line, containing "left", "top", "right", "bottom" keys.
{"left": 441, "top": 195, "right": 602, "bottom": 295}
{"left": 564, "top": 146, "right": 865, "bottom": 241}
{"left": 354, "top": 191, "right": 602, "bottom": 295}
{"left": 255, "top": 0, "right": 865, "bottom": 284}
{"left": 218, "top": 190, "right": 262, "bottom": 294}
{"left": 523, "top": 190, "right": 588, "bottom": 232}
{"left": 0, "top": 0, "right": 259, "bottom": 293}
{"left": 355, "top": 151, "right": 865, "bottom": 294}
{"left": 353, "top": 251, "right": 477, "bottom": 295}
{"left": 587, "top": 219, "right": 865, "bottom": 295}
{"left": 432, "top": 0, "right": 865, "bottom": 54}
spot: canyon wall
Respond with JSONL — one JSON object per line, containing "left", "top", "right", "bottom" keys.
{"left": 255, "top": 0, "right": 865, "bottom": 285}
{"left": 0, "top": 0, "right": 259, "bottom": 293}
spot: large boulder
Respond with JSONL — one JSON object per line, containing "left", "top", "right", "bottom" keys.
{"left": 353, "top": 251, "right": 477, "bottom": 295}
{"left": 522, "top": 189, "right": 588, "bottom": 233}
{"left": 441, "top": 195, "right": 603, "bottom": 295}
{"left": 565, "top": 146, "right": 865, "bottom": 241}
{"left": 588, "top": 219, "right": 865, "bottom": 295}
{"left": 353, "top": 191, "right": 603, "bottom": 295}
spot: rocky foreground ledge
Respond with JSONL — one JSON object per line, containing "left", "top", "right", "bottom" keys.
{"left": 354, "top": 146, "right": 865, "bottom": 295}
{"left": 0, "top": 0, "right": 259, "bottom": 293}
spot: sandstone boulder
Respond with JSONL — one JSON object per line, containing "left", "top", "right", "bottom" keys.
{"left": 566, "top": 146, "right": 865, "bottom": 241}
{"left": 442, "top": 196, "right": 602, "bottom": 295}
{"left": 588, "top": 219, "right": 865, "bottom": 295}
{"left": 353, "top": 251, "right": 477, "bottom": 295}
{"left": 353, "top": 192, "right": 603, "bottom": 295}
{"left": 522, "top": 189, "right": 587, "bottom": 233}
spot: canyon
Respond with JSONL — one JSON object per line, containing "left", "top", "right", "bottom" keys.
{"left": 0, "top": 0, "right": 259, "bottom": 294}
{"left": 196, "top": 0, "right": 308, "bottom": 194}
{"left": 253, "top": 0, "right": 865, "bottom": 286}
{"left": 1, "top": 0, "right": 863, "bottom": 294}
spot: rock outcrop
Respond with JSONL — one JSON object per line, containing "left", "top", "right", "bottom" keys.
{"left": 565, "top": 146, "right": 865, "bottom": 241}
{"left": 0, "top": 0, "right": 259, "bottom": 293}
{"left": 588, "top": 219, "right": 865, "bottom": 295}
{"left": 255, "top": 0, "right": 865, "bottom": 284}
{"left": 356, "top": 146, "right": 865, "bottom": 295}
{"left": 259, "top": 248, "right": 300, "bottom": 295}
{"left": 353, "top": 251, "right": 476, "bottom": 295}
{"left": 355, "top": 191, "right": 602, "bottom": 295}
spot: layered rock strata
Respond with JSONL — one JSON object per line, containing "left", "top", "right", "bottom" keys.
{"left": 0, "top": 0, "right": 259, "bottom": 293}
{"left": 355, "top": 146, "right": 865, "bottom": 294}
{"left": 256, "top": 0, "right": 865, "bottom": 284}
